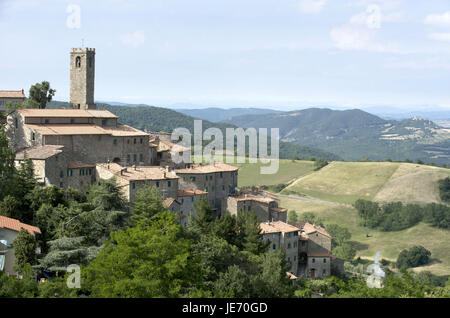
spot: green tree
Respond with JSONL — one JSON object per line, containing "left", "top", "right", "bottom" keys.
{"left": 333, "top": 242, "right": 356, "bottom": 261}
{"left": 397, "top": 246, "right": 431, "bottom": 270}
{"left": 14, "top": 229, "right": 37, "bottom": 269}
{"left": 28, "top": 81, "right": 56, "bottom": 109}
{"left": 236, "top": 209, "right": 269, "bottom": 255}
{"left": 287, "top": 210, "right": 298, "bottom": 222}
{"left": 297, "top": 212, "right": 324, "bottom": 227}
{"left": 326, "top": 224, "right": 351, "bottom": 248}
{"left": 188, "top": 196, "right": 214, "bottom": 237}
{"left": 130, "top": 186, "right": 167, "bottom": 226}
{"left": 0, "top": 195, "right": 21, "bottom": 219}
{"left": 0, "top": 124, "right": 16, "bottom": 200}
{"left": 84, "top": 212, "right": 201, "bottom": 297}
{"left": 213, "top": 265, "right": 251, "bottom": 297}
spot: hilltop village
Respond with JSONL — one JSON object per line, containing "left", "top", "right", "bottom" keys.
{"left": 0, "top": 48, "right": 341, "bottom": 280}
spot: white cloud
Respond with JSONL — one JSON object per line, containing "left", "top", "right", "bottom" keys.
{"left": 424, "top": 11, "right": 450, "bottom": 28}
{"left": 120, "top": 30, "right": 146, "bottom": 48}
{"left": 299, "top": 0, "right": 327, "bottom": 14}
{"left": 330, "top": 5, "right": 403, "bottom": 53}
{"left": 349, "top": 0, "right": 404, "bottom": 11}
{"left": 384, "top": 56, "right": 450, "bottom": 70}
{"left": 428, "top": 33, "right": 450, "bottom": 42}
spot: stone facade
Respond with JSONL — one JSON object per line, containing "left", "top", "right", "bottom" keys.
{"left": 175, "top": 163, "right": 238, "bottom": 216}
{"left": 260, "top": 221, "right": 300, "bottom": 275}
{"left": 226, "top": 192, "right": 287, "bottom": 223}
{"left": 70, "top": 48, "right": 96, "bottom": 110}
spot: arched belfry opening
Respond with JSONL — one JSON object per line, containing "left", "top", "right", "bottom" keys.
{"left": 75, "top": 56, "right": 81, "bottom": 68}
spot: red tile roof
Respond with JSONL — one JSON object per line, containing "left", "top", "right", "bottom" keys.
{"left": 0, "top": 216, "right": 41, "bottom": 235}
{"left": 177, "top": 189, "right": 208, "bottom": 197}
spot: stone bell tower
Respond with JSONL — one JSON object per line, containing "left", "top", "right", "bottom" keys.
{"left": 70, "top": 47, "right": 96, "bottom": 110}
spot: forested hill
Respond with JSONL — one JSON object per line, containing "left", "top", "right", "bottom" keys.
{"left": 47, "top": 101, "right": 341, "bottom": 161}
{"left": 223, "top": 108, "right": 450, "bottom": 165}
{"left": 176, "top": 107, "right": 283, "bottom": 123}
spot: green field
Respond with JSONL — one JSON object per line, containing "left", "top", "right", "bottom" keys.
{"left": 231, "top": 159, "right": 316, "bottom": 188}
{"left": 235, "top": 160, "right": 450, "bottom": 276}
{"left": 280, "top": 197, "right": 450, "bottom": 276}
{"left": 282, "top": 161, "right": 450, "bottom": 205}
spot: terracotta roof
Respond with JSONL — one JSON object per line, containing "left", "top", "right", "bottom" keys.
{"left": 97, "top": 162, "right": 179, "bottom": 181}
{"left": 175, "top": 162, "right": 238, "bottom": 174}
{"left": 260, "top": 221, "right": 300, "bottom": 234}
{"left": 15, "top": 145, "right": 63, "bottom": 160}
{"left": 270, "top": 206, "right": 288, "bottom": 213}
{"left": 302, "top": 223, "right": 332, "bottom": 239}
{"left": 26, "top": 123, "right": 148, "bottom": 137}
{"left": 26, "top": 124, "right": 109, "bottom": 135}
{"left": 18, "top": 109, "right": 117, "bottom": 118}
{"left": 67, "top": 161, "right": 96, "bottom": 169}
{"left": 163, "top": 197, "right": 180, "bottom": 208}
{"left": 103, "top": 124, "right": 149, "bottom": 137}
{"left": 228, "top": 194, "right": 275, "bottom": 204}
{"left": 0, "top": 90, "right": 26, "bottom": 99}
{"left": 149, "top": 137, "right": 190, "bottom": 152}
{"left": 177, "top": 189, "right": 208, "bottom": 197}
{"left": 0, "top": 216, "right": 41, "bottom": 235}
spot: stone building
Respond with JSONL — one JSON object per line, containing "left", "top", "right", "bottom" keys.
{"left": 293, "top": 222, "right": 332, "bottom": 279}
{"left": 177, "top": 189, "right": 208, "bottom": 226}
{"left": 175, "top": 162, "right": 239, "bottom": 217}
{"left": 149, "top": 136, "right": 190, "bottom": 168}
{"left": 0, "top": 216, "right": 41, "bottom": 276}
{"left": 260, "top": 221, "right": 300, "bottom": 275}
{"left": 70, "top": 48, "right": 96, "bottom": 110}
{"left": 96, "top": 162, "right": 179, "bottom": 201}
{"left": 0, "top": 90, "right": 26, "bottom": 112}
{"left": 226, "top": 191, "right": 287, "bottom": 223}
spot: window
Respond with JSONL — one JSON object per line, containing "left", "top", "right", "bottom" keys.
{"left": 134, "top": 138, "right": 136, "bottom": 144}
{"left": 210, "top": 175, "right": 213, "bottom": 180}
{"left": 273, "top": 244, "right": 276, "bottom": 250}
{"left": 191, "top": 197, "right": 194, "bottom": 202}
{"left": 294, "top": 256, "right": 297, "bottom": 262}
{"left": 113, "top": 139, "right": 117, "bottom": 145}
{"left": 222, "top": 185, "right": 225, "bottom": 191}
{"left": 312, "top": 258, "right": 315, "bottom": 263}
{"left": 287, "top": 243, "right": 291, "bottom": 249}
{"left": 322, "top": 269, "right": 326, "bottom": 276}
{"left": 156, "top": 181, "right": 160, "bottom": 187}
{"left": 32, "top": 133, "right": 35, "bottom": 141}
{"left": 131, "top": 182, "right": 136, "bottom": 190}
{"left": 60, "top": 170, "right": 64, "bottom": 178}
{"left": 140, "top": 138, "right": 143, "bottom": 144}
{"left": 190, "top": 176, "right": 196, "bottom": 182}
{"left": 67, "top": 169, "right": 73, "bottom": 177}
{"left": 168, "top": 180, "right": 172, "bottom": 187}
{"left": 88, "top": 169, "right": 92, "bottom": 175}
{"left": 139, "top": 153, "right": 143, "bottom": 162}
{"left": 75, "top": 56, "right": 81, "bottom": 67}
{"left": 293, "top": 231, "right": 298, "bottom": 237}
{"left": 45, "top": 119, "right": 49, "bottom": 124}
{"left": 127, "top": 154, "right": 131, "bottom": 163}
{"left": 133, "top": 154, "right": 137, "bottom": 162}
{"left": 15, "top": 118, "right": 18, "bottom": 129}
{"left": 220, "top": 172, "right": 223, "bottom": 178}
{"left": 323, "top": 258, "right": 327, "bottom": 263}
{"left": 102, "top": 119, "right": 107, "bottom": 126}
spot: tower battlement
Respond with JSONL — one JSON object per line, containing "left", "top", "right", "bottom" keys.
{"left": 70, "top": 47, "right": 96, "bottom": 53}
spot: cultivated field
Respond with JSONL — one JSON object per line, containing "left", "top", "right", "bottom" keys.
{"left": 232, "top": 159, "right": 316, "bottom": 188}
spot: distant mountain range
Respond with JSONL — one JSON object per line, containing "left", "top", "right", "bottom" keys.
{"left": 222, "top": 108, "right": 450, "bottom": 165}
{"left": 176, "top": 108, "right": 283, "bottom": 123}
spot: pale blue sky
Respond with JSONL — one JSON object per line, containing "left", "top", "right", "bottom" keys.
{"left": 1, "top": 0, "right": 450, "bottom": 110}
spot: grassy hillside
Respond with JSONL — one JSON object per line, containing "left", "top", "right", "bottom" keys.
{"left": 280, "top": 197, "right": 450, "bottom": 276}
{"left": 282, "top": 161, "right": 450, "bottom": 205}
{"left": 233, "top": 159, "right": 316, "bottom": 188}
